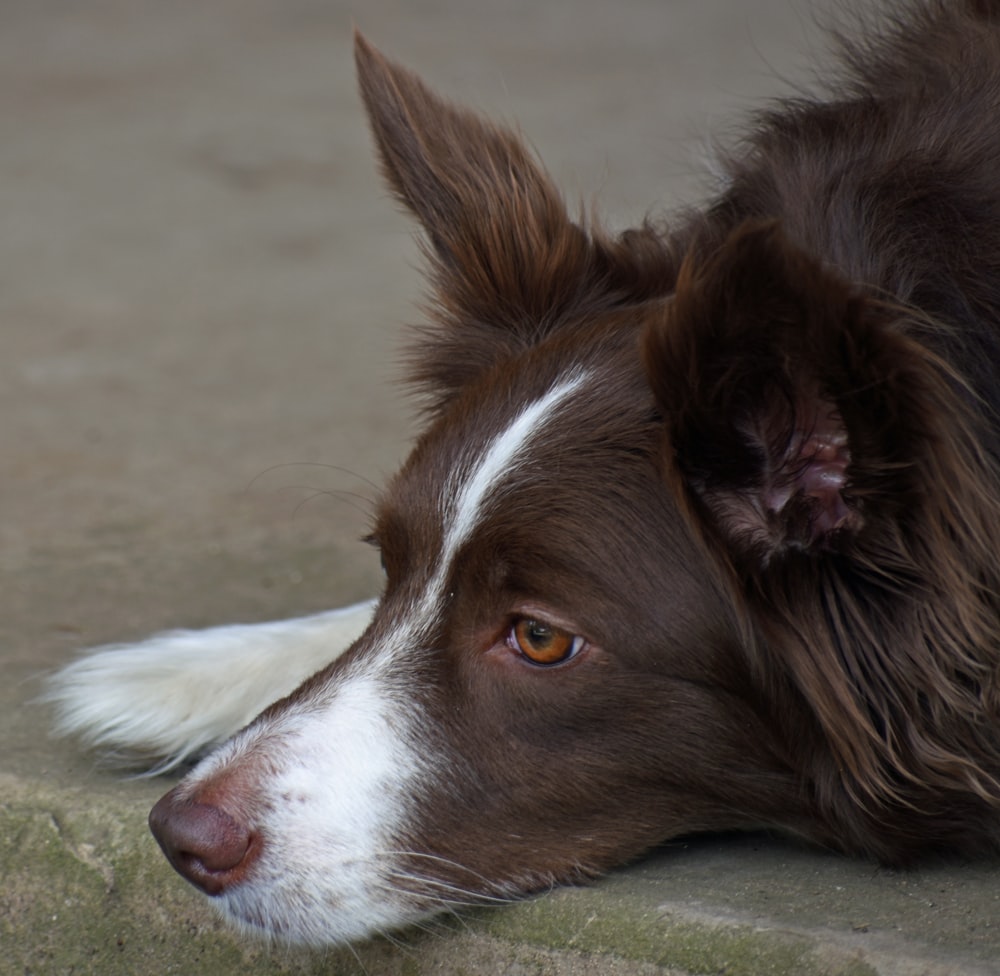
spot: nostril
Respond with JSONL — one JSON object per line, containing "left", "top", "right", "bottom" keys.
{"left": 149, "top": 787, "right": 256, "bottom": 896}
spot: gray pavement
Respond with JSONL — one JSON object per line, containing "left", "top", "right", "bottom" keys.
{"left": 2, "top": 1, "right": 997, "bottom": 973}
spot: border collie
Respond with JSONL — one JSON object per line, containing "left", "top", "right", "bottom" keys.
{"left": 48, "top": 0, "right": 1000, "bottom": 947}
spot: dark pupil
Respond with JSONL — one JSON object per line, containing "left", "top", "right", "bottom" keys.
{"left": 527, "top": 622, "right": 553, "bottom": 648}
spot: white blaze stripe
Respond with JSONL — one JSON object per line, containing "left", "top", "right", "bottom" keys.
{"left": 413, "top": 368, "right": 590, "bottom": 633}
{"left": 443, "top": 369, "right": 589, "bottom": 567}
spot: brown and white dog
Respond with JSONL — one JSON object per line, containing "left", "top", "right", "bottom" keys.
{"left": 49, "top": 0, "right": 1000, "bottom": 947}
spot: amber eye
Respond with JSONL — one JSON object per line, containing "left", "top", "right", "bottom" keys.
{"left": 509, "top": 618, "right": 583, "bottom": 666}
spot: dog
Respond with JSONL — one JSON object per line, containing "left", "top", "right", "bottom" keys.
{"left": 47, "top": 0, "right": 1000, "bottom": 947}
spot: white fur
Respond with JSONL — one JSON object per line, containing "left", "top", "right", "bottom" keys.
{"left": 191, "top": 668, "right": 430, "bottom": 944}
{"left": 351, "top": 370, "right": 591, "bottom": 716}
{"left": 45, "top": 599, "right": 376, "bottom": 770}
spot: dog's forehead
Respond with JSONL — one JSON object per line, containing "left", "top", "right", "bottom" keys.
{"left": 380, "top": 364, "right": 595, "bottom": 581}
{"left": 398, "top": 331, "right": 653, "bottom": 486}
{"left": 365, "top": 347, "right": 673, "bottom": 619}
{"left": 379, "top": 347, "right": 657, "bottom": 554}
{"left": 387, "top": 365, "right": 582, "bottom": 506}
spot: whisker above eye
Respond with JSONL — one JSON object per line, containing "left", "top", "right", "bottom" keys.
{"left": 281, "top": 485, "right": 376, "bottom": 520}
{"left": 245, "top": 461, "right": 383, "bottom": 497}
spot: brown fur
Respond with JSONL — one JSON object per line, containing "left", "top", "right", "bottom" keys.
{"left": 357, "top": 1, "right": 1000, "bottom": 871}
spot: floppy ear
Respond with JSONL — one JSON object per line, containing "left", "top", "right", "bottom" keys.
{"left": 354, "top": 32, "right": 675, "bottom": 402}
{"left": 644, "top": 219, "right": 875, "bottom": 567}
{"left": 645, "top": 219, "right": 1000, "bottom": 814}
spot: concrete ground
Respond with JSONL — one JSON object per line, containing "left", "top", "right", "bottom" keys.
{"left": 2, "top": 0, "right": 997, "bottom": 973}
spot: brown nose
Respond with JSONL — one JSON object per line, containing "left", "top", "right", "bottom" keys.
{"left": 149, "top": 786, "right": 256, "bottom": 895}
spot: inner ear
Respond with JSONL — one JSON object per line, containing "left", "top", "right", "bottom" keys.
{"left": 643, "top": 220, "right": 872, "bottom": 565}
{"left": 773, "top": 397, "right": 854, "bottom": 542}
{"left": 724, "top": 386, "right": 860, "bottom": 559}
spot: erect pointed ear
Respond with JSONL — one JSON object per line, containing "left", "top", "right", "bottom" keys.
{"left": 354, "top": 33, "right": 590, "bottom": 321}
{"left": 354, "top": 33, "right": 676, "bottom": 403}
{"left": 643, "top": 219, "right": 884, "bottom": 567}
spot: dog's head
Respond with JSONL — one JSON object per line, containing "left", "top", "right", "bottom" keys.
{"left": 146, "top": 35, "right": 1000, "bottom": 945}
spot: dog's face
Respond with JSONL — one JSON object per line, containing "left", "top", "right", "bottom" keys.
{"left": 146, "top": 42, "right": 785, "bottom": 943}
{"left": 146, "top": 34, "right": 966, "bottom": 944}
{"left": 158, "top": 301, "right": 802, "bottom": 944}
